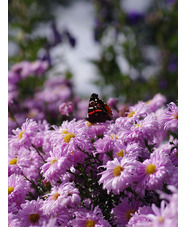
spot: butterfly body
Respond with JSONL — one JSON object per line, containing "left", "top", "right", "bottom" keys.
{"left": 86, "top": 93, "right": 113, "bottom": 123}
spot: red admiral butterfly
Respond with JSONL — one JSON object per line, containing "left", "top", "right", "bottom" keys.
{"left": 86, "top": 93, "right": 113, "bottom": 123}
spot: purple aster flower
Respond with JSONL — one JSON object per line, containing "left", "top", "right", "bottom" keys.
{"left": 41, "top": 217, "right": 57, "bottom": 227}
{"left": 8, "top": 146, "right": 32, "bottom": 176}
{"left": 94, "top": 134, "right": 117, "bottom": 155}
{"left": 22, "top": 147, "right": 44, "bottom": 181}
{"left": 50, "top": 119, "right": 93, "bottom": 166}
{"left": 70, "top": 206, "right": 111, "bottom": 227}
{"left": 135, "top": 149, "right": 174, "bottom": 195}
{"left": 10, "top": 60, "right": 48, "bottom": 80}
{"left": 8, "top": 174, "right": 30, "bottom": 209}
{"left": 114, "top": 142, "right": 149, "bottom": 161}
{"left": 59, "top": 101, "right": 74, "bottom": 116}
{"left": 54, "top": 182, "right": 81, "bottom": 208}
{"left": 98, "top": 157, "right": 139, "bottom": 194}
{"left": 164, "top": 102, "right": 178, "bottom": 132}
{"left": 107, "top": 97, "right": 117, "bottom": 109}
{"left": 90, "top": 123, "right": 108, "bottom": 139}
{"left": 8, "top": 71, "right": 20, "bottom": 84}
{"left": 35, "top": 76, "right": 72, "bottom": 104}
{"left": 146, "top": 93, "right": 167, "bottom": 112}
{"left": 41, "top": 147, "right": 71, "bottom": 184}
{"left": 10, "top": 61, "right": 32, "bottom": 79}
{"left": 42, "top": 183, "right": 80, "bottom": 214}
{"left": 146, "top": 200, "right": 177, "bottom": 227}
{"left": 125, "top": 101, "right": 152, "bottom": 123}
{"left": 30, "top": 60, "right": 49, "bottom": 76}
{"left": 167, "top": 167, "right": 178, "bottom": 188}
{"left": 112, "top": 197, "right": 142, "bottom": 226}
{"left": 8, "top": 213, "right": 21, "bottom": 227}
{"left": 127, "top": 206, "right": 153, "bottom": 227}
{"left": 9, "top": 119, "right": 38, "bottom": 150}
{"left": 121, "top": 114, "right": 159, "bottom": 145}
{"left": 18, "top": 199, "right": 48, "bottom": 227}
{"left": 158, "top": 185, "right": 178, "bottom": 225}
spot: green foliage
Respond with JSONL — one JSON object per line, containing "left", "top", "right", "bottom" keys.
{"left": 92, "top": 0, "right": 178, "bottom": 103}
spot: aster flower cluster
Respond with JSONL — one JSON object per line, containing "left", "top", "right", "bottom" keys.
{"left": 8, "top": 93, "right": 178, "bottom": 226}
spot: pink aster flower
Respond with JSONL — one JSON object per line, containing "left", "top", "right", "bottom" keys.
{"left": 42, "top": 183, "right": 80, "bottom": 214}
{"left": 121, "top": 113, "right": 159, "bottom": 145}
{"left": 18, "top": 199, "right": 48, "bottom": 227}
{"left": 127, "top": 206, "right": 153, "bottom": 227}
{"left": 8, "top": 174, "right": 30, "bottom": 208}
{"left": 70, "top": 206, "right": 111, "bottom": 227}
{"left": 8, "top": 213, "right": 21, "bottom": 227}
{"left": 10, "top": 61, "right": 32, "bottom": 79}
{"left": 98, "top": 157, "right": 139, "bottom": 194}
{"left": 124, "top": 101, "right": 152, "bottom": 125}
{"left": 41, "top": 147, "right": 71, "bottom": 184}
{"left": 30, "top": 60, "right": 49, "bottom": 75}
{"left": 22, "top": 148, "right": 44, "bottom": 181}
{"left": 50, "top": 119, "right": 93, "bottom": 165}
{"left": 35, "top": 77, "right": 72, "bottom": 104}
{"left": 164, "top": 102, "right": 178, "bottom": 131}
{"left": 135, "top": 149, "right": 174, "bottom": 195}
{"left": 9, "top": 119, "right": 38, "bottom": 150}
{"left": 59, "top": 101, "right": 74, "bottom": 116}
{"left": 146, "top": 200, "right": 177, "bottom": 227}
{"left": 158, "top": 185, "right": 178, "bottom": 225}
{"left": 55, "top": 182, "right": 81, "bottom": 208}
{"left": 8, "top": 146, "right": 32, "bottom": 176}
{"left": 112, "top": 197, "right": 142, "bottom": 226}
{"left": 114, "top": 141, "right": 149, "bottom": 161}
{"left": 146, "top": 93, "right": 166, "bottom": 112}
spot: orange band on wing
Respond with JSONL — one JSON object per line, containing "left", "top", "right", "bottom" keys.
{"left": 89, "top": 109, "right": 102, "bottom": 115}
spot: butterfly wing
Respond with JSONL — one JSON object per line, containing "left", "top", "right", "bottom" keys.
{"left": 86, "top": 93, "right": 113, "bottom": 123}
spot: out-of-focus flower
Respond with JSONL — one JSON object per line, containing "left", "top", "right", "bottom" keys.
{"left": 126, "top": 11, "right": 144, "bottom": 25}
{"left": 59, "top": 101, "right": 74, "bottom": 116}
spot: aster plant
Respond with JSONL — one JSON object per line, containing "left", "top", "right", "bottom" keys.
{"left": 8, "top": 93, "right": 178, "bottom": 226}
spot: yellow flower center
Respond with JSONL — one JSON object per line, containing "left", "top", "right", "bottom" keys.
{"left": 52, "top": 192, "right": 60, "bottom": 201}
{"left": 127, "top": 111, "right": 135, "bottom": 118}
{"left": 146, "top": 100, "right": 151, "bottom": 105}
{"left": 50, "top": 158, "right": 58, "bottom": 165}
{"left": 27, "top": 110, "right": 36, "bottom": 118}
{"left": 9, "top": 158, "right": 17, "bottom": 165}
{"left": 8, "top": 186, "right": 14, "bottom": 194}
{"left": 62, "top": 130, "right": 75, "bottom": 143}
{"left": 113, "top": 165, "right": 124, "bottom": 177}
{"left": 173, "top": 113, "right": 178, "bottom": 119}
{"left": 134, "top": 123, "right": 142, "bottom": 128}
{"left": 158, "top": 216, "right": 164, "bottom": 223}
{"left": 116, "top": 150, "right": 126, "bottom": 157}
{"left": 18, "top": 131, "right": 24, "bottom": 140}
{"left": 29, "top": 213, "right": 40, "bottom": 224}
{"left": 110, "top": 134, "right": 118, "bottom": 139}
{"left": 61, "top": 130, "right": 68, "bottom": 135}
{"left": 125, "top": 209, "right": 136, "bottom": 221}
{"left": 145, "top": 163, "right": 156, "bottom": 175}
{"left": 85, "top": 219, "right": 96, "bottom": 227}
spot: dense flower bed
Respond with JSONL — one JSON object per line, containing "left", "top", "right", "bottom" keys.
{"left": 8, "top": 92, "right": 178, "bottom": 226}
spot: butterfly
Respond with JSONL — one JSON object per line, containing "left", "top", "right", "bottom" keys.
{"left": 86, "top": 93, "right": 113, "bottom": 123}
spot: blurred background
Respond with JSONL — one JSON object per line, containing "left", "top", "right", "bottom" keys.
{"left": 8, "top": 0, "right": 178, "bottom": 129}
